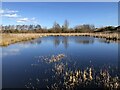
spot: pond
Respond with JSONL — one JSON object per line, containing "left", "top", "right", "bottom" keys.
{"left": 2, "top": 36, "right": 119, "bottom": 89}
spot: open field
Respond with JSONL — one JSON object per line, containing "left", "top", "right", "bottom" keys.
{"left": 0, "top": 33, "right": 119, "bottom": 46}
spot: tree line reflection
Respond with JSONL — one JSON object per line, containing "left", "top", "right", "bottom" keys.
{"left": 20, "top": 36, "right": 118, "bottom": 49}
{"left": 26, "top": 36, "right": 96, "bottom": 48}
{"left": 53, "top": 36, "right": 95, "bottom": 48}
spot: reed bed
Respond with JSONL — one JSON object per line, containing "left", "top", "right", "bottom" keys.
{"left": 0, "top": 33, "right": 119, "bottom": 46}
{"left": 0, "top": 33, "right": 42, "bottom": 46}
{"left": 25, "top": 54, "right": 120, "bottom": 89}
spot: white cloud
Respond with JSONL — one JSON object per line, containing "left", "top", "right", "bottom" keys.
{"left": 17, "top": 17, "right": 37, "bottom": 23}
{"left": 17, "top": 18, "right": 29, "bottom": 23}
{"left": 3, "top": 13, "right": 18, "bottom": 18}
{"left": 0, "top": 9, "right": 19, "bottom": 18}
{"left": 0, "top": 10, "right": 4, "bottom": 14}
{"left": 1, "top": 9, "right": 38, "bottom": 24}
{"left": 0, "top": 9, "right": 18, "bottom": 14}
{"left": 6, "top": 10, "right": 18, "bottom": 13}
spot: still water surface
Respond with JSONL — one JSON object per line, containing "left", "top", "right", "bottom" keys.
{"left": 2, "top": 36, "right": 119, "bottom": 89}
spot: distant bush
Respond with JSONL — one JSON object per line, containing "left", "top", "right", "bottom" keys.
{"left": 1, "top": 21, "right": 119, "bottom": 33}
{"left": 95, "top": 26, "right": 118, "bottom": 33}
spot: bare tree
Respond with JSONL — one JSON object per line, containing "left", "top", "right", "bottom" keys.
{"left": 62, "top": 20, "right": 69, "bottom": 32}
{"left": 53, "top": 21, "right": 61, "bottom": 33}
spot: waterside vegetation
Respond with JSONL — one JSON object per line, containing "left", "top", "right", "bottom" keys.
{"left": 1, "top": 21, "right": 120, "bottom": 46}
{"left": 0, "top": 33, "right": 119, "bottom": 46}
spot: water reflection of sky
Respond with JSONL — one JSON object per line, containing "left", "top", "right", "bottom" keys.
{"left": 1, "top": 40, "right": 41, "bottom": 57}
{"left": 2, "top": 36, "right": 119, "bottom": 88}
{"left": 1, "top": 36, "right": 118, "bottom": 71}
{"left": 1, "top": 36, "right": 118, "bottom": 57}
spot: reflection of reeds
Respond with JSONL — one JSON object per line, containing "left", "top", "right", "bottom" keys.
{"left": 25, "top": 54, "right": 120, "bottom": 89}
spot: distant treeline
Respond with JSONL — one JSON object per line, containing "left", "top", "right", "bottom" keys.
{"left": 1, "top": 20, "right": 120, "bottom": 33}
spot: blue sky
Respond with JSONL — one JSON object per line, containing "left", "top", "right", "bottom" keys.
{"left": 1, "top": 2, "right": 118, "bottom": 28}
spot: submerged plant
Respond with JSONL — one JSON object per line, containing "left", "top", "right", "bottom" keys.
{"left": 25, "top": 54, "right": 120, "bottom": 89}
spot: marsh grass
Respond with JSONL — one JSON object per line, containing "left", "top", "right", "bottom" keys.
{"left": 0, "top": 33, "right": 119, "bottom": 46}
{"left": 25, "top": 54, "right": 120, "bottom": 89}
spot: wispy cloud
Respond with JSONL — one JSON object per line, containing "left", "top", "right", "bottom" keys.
{"left": 0, "top": 9, "right": 19, "bottom": 18}
{"left": 1, "top": 9, "right": 38, "bottom": 24}
{"left": 17, "top": 17, "right": 38, "bottom": 24}
{"left": 0, "top": 10, "right": 4, "bottom": 14}
{"left": 3, "top": 13, "right": 19, "bottom": 18}
{"left": 17, "top": 18, "right": 29, "bottom": 23}
{"left": 0, "top": 9, "right": 18, "bottom": 14}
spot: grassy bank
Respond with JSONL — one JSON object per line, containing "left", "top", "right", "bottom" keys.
{"left": 0, "top": 34, "right": 42, "bottom": 46}
{"left": 0, "top": 33, "right": 119, "bottom": 46}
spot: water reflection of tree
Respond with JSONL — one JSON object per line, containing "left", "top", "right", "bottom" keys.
{"left": 21, "top": 39, "right": 42, "bottom": 45}
{"left": 53, "top": 36, "right": 95, "bottom": 48}
{"left": 53, "top": 37, "right": 69, "bottom": 49}
{"left": 98, "top": 39, "right": 111, "bottom": 44}
{"left": 30, "top": 39, "right": 42, "bottom": 44}
{"left": 62, "top": 37, "right": 69, "bottom": 49}
{"left": 53, "top": 37, "right": 60, "bottom": 47}
{"left": 75, "top": 37, "right": 94, "bottom": 44}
